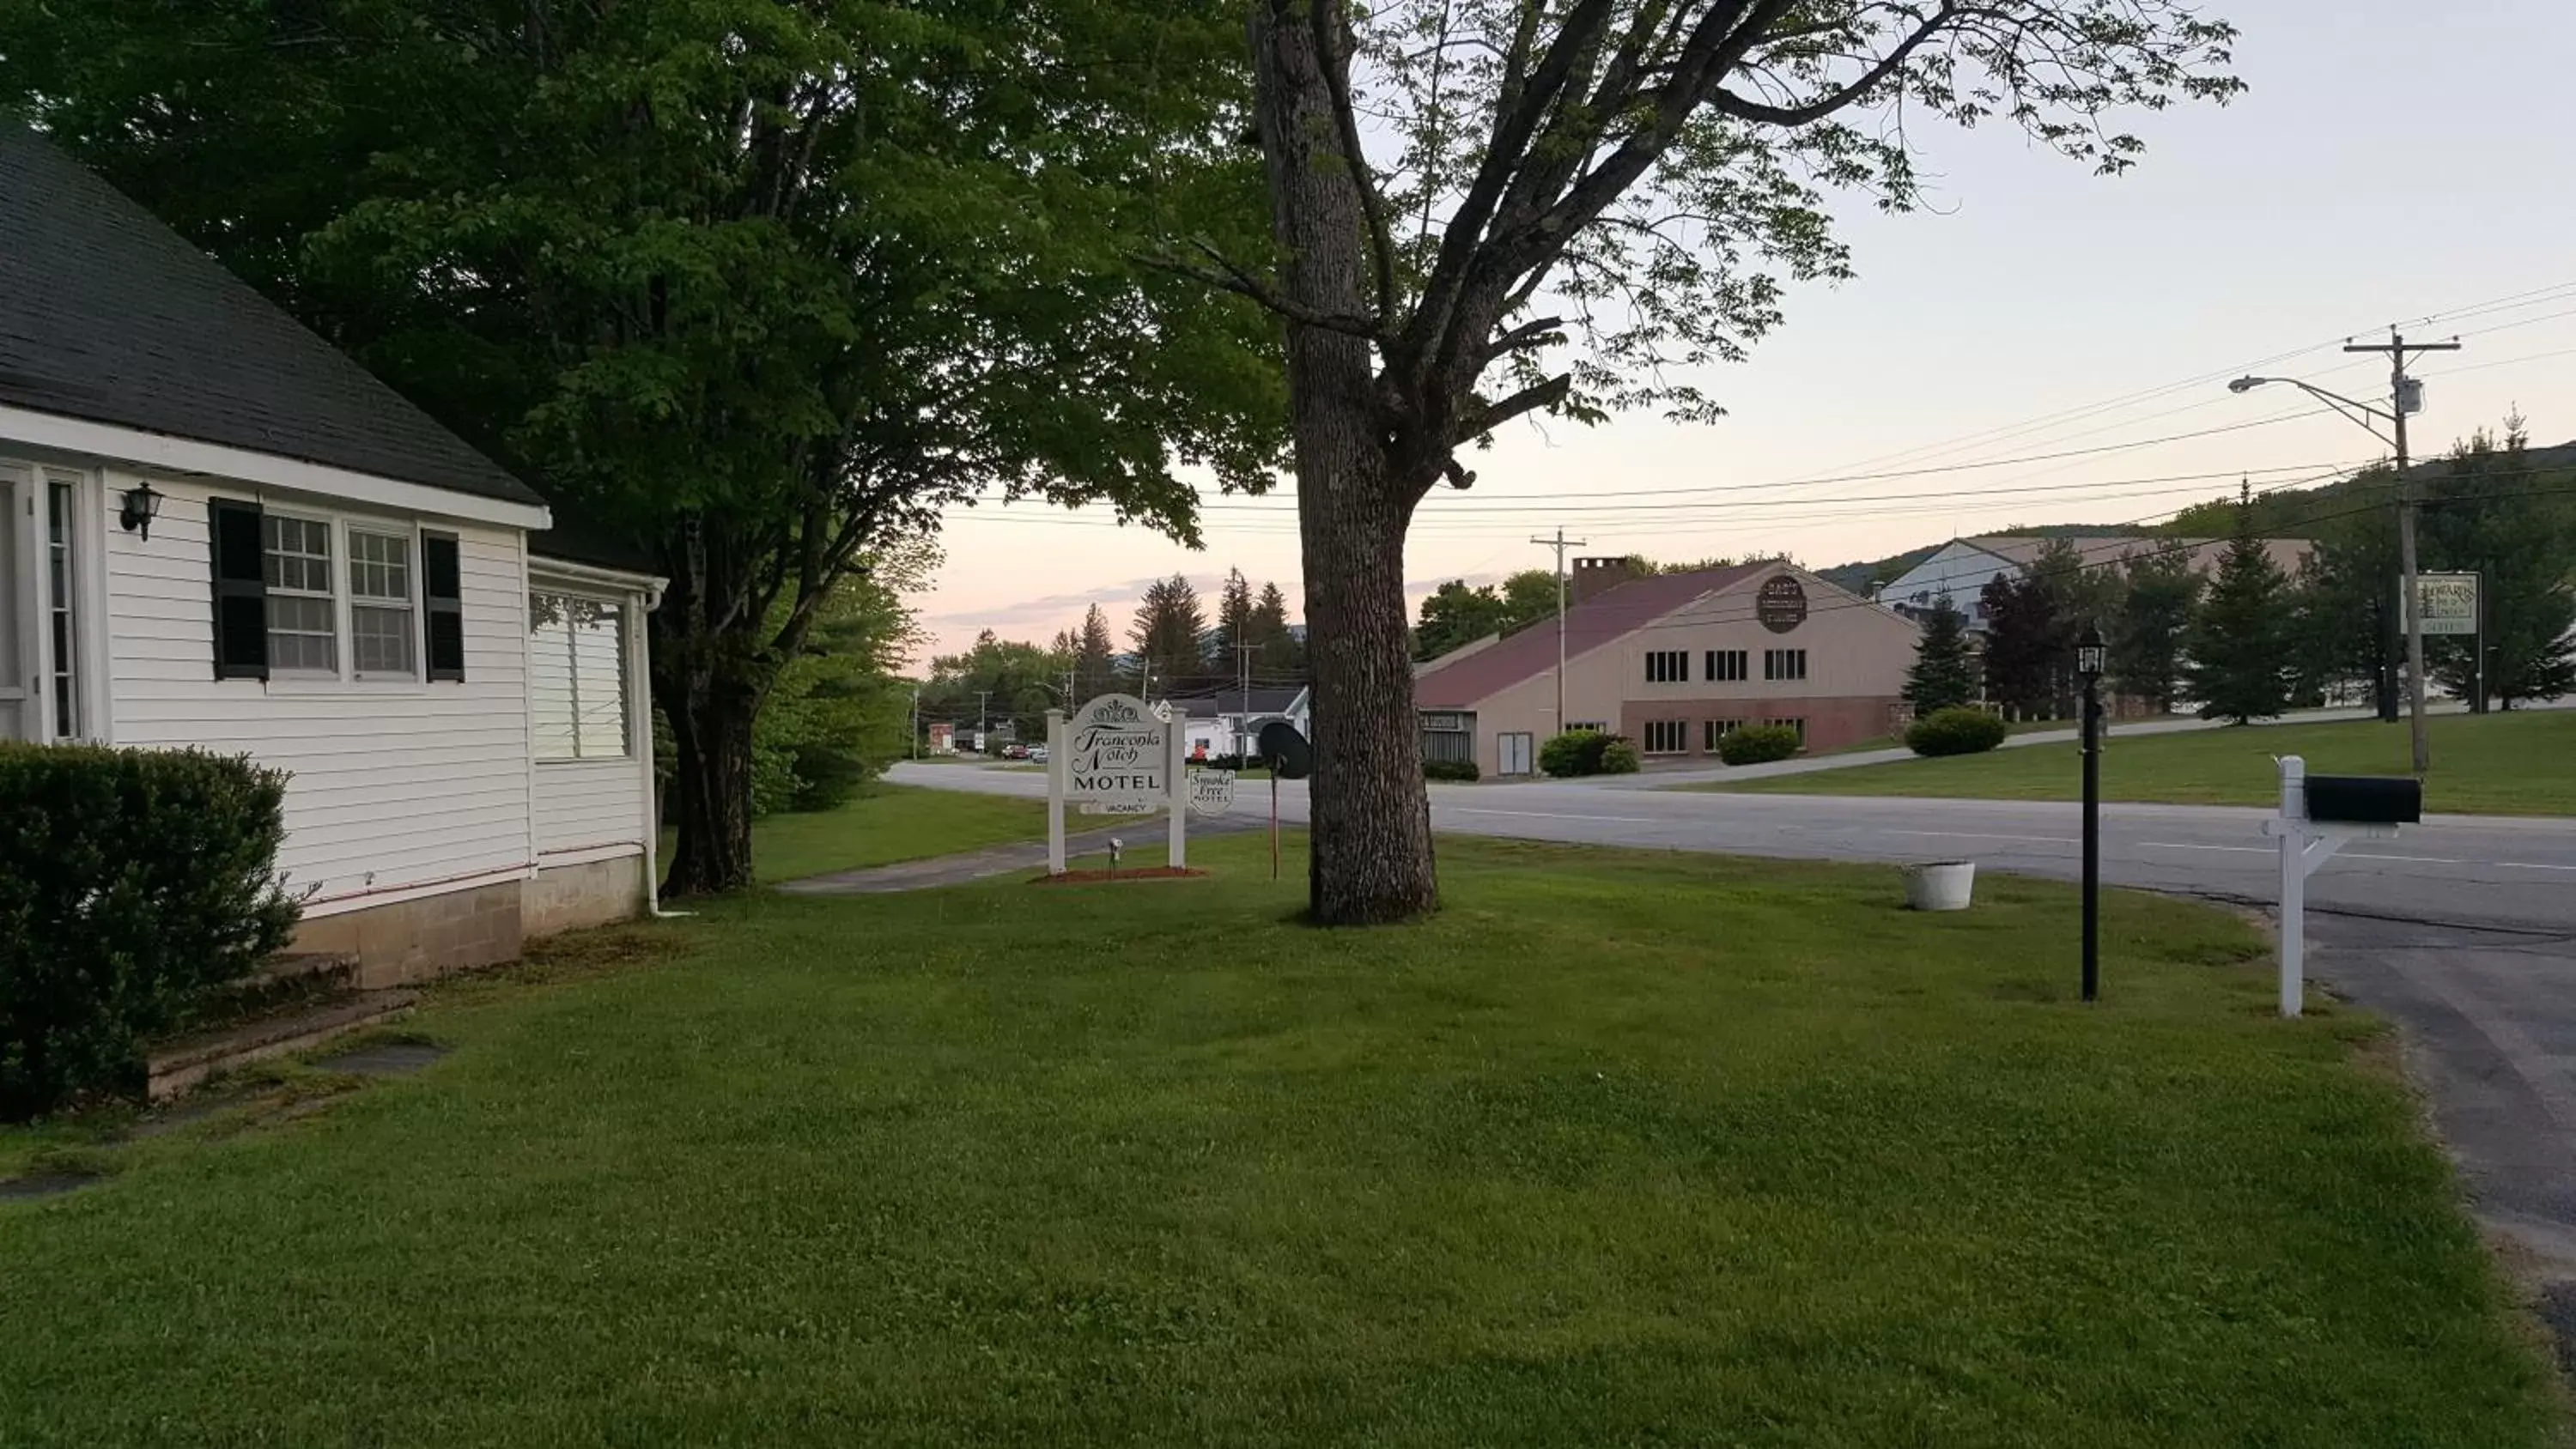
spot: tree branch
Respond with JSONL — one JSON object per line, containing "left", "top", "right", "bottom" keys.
{"left": 1461, "top": 372, "right": 1574, "bottom": 439}
{"left": 1134, "top": 239, "right": 1385, "bottom": 339}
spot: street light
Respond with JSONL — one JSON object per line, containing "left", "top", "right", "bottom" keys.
{"left": 2076, "top": 622, "right": 2105, "bottom": 1004}
{"left": 2228, "top": 327, "right": 2458, "bottom": 776}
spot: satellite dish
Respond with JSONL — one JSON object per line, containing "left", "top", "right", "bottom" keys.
{"left": 1257, "top": 721, "right": 1313, "bottom": 780}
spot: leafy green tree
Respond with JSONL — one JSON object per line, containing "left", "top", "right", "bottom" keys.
{"left": 2185, "top": 495, "right": 2297, "bottom": 724}
{"left": 1129, "top": 575, "right": 1209, "bottom": 697}
{"left": 4, "top": 0, "right": 1285, "bottom": 896}
{"left": 919, "top": 632, "right": 1066, "bottom": 745}
{"left": 1197, "top": 0, "right": 2242, "bottom": 921}
{"left": 2420, "top": 424, "right": 2576, "bottom": 709}
{"left": 1902, "top": 594, "right": 1979, "bottom": 716}
{"left": 1498, "top": 570, "right": 1565, "bottom": 634}
{"left": 754, "top": 553, "right": 928, "bottom": 815}
{"left": 2110, "top": 541, "right": 2202, "bottom": 713}
{"left": 1415, "top": 580, "right": 1510, "bottom": 659}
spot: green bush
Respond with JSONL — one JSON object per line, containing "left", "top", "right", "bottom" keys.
{"left": 1906, "top": 706, "right": 2010, "bottom": 757}
{"left": 1540, "top": 729, "right": 1608, "bottom": 778}
{"left": 0, "top": 745, "right": 299, "bottom": 1119}
{"left": 1424, "top": 758, "right": 1480, "bottom": 782}
{"left": 1716, "top": 724, "right": 1802, "bottom": 766}
{"left": 1598, "top": 740, "right": 1641, "bottom": 774}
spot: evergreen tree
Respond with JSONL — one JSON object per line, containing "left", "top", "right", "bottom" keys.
{"left": 1901, "top": 594, "right": 1980, "bottom": 715}
{"left": 1128, "top": 575, "right": 1208, "bottom": 696}
{"left": 2293, "top": 470, "right": 2404, "bottom": 716}
{"left": 2184, "top": 492, "right": 2297, "bottom": 724}
{"left": 1210, "top": 568, "right": 1257, "bottom": 670}
{"left": 2421, "top": 422, "right": 2576, "bottom": 708}
{"left": 1249, "top": 582, "right": 1303, "bottom": 676}
{"left": 2110, "top": 541, "right": 2202, "bottom": 713}
{"left": 1074, "top": 604, "right": 1119, "bottom": 702}
{"left": 2028, "top": 537, "right": 2121, "bottom": 715}
{"left": 1978, "top": 572, "right": 2065, "bottom": 721}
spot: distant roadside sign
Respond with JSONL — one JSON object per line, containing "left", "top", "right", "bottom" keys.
{"left": 2411, "top": 573, "right": 2479, "bottom": 637}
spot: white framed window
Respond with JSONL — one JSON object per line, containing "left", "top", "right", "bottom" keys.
{"left": 263, "top": 513, "right": 338, "bottom": 673}
{"left": 1704, "top": 718, "right": 1743, "bottom": 750}
{"left": 1644, "top": 649, "right": 1688, "bottom": 683}
{"left": 347, "top": 527, "right": 418, "bottom": 678}
{"left": 529, "top": 590, "right": 630, "bottom": 761}
{"left": 1565, "top": 720, "right": 1607, "bottom": 734}
{"left": 1643, "top": 719, "right": 1688, "bottom": 754}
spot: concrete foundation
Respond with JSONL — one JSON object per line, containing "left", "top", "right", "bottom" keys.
{"left": 295, "top": 878, "right": 528, "bottom": 989}
{"left": 524, "top": 854, "right": 651, "bottom": 937}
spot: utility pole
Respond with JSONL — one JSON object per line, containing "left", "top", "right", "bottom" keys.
{"left": 1233, "top": 642, "right": 1260, "bottom": 763}
{"left": 975, "top": 688, "right": 991, "bottom": 752}
{"left": 1529, "top": 528, "right": 1589, "bottom": 734}
{"left": 2342, "top": 328, "right": 2460, "bottom": 776}
{"left": 909, "top": 688, "right": 920, "bottom": 759}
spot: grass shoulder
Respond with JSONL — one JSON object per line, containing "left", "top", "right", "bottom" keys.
{"left": 0, "top": 834, "right": 2555, "bottom": 1444}
{"left": 1691, "top": 709, "right": 2576, "bottom": 815}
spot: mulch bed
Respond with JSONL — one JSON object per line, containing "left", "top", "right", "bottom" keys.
{"left": 1030, "top": 867, "right": 1209, "bottom": 885}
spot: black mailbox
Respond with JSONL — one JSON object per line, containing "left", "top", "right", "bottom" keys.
{"left": 2305, "top": 774, "right": 2421, "bottom": 825}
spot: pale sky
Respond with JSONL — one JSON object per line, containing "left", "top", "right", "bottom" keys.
{"left": 913, "top": 0, "right": 2576, "bottom": 661}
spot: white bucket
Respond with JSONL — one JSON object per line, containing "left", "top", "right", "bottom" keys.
{"left": 1901, "top": 861, "right": 1976, "bottom": 912}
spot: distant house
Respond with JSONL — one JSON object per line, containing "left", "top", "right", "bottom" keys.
{"left": 1169, "top": 686, "right": 1311, "bottom": 760}
{"left": 1414, "top": 558, "right": 1919, "bottom": 773}
{"left": 1874, "top": 534, "right": 2315, "bottom": 629}
{"left": 0, "top": 127, "right": 663, "bottom": 982}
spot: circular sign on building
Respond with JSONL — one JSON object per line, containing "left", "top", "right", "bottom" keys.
{"left": 1755, "top": 574, "right": 1808, "bottom": 633}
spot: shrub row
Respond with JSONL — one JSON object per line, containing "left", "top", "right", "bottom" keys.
{"left": 0, "top": 744, "right": 299, "bottom": 1119}
{"left": 1423, "top": 758, "right": 1480, "bottom": 782}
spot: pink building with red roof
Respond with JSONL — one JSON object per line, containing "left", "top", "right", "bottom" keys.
{"left": 1414, "top": 559, "right": 1921, "bottom": 774}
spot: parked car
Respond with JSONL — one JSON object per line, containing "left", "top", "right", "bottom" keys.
{"left": 1027, "top": 746, "right": 1048, "bottom": 764}
{"left": 1002, "top": 743, "right": 1030, "bottom": 761}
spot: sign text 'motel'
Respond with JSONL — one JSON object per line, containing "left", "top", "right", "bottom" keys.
{"left": 1048, "top": 693, "right": 1189, "bottom": 870}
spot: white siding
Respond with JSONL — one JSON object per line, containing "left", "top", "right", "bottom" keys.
{"left": 101, "top": 471, "right": 537, "bottom": 913}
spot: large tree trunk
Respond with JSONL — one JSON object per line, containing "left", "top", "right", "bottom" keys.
{"left": 655, "top": 647, "right": 758, "bottom": 898}
{"left": 1251, "top": 0, "right": 1438, "bottom": 924}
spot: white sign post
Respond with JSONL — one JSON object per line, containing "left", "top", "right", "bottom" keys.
{"left": 2263, "top": 755, "right": 2402, "bottom": 1018}
{"left": 1048, "top": 694, "right": 1188, "bottom": 874}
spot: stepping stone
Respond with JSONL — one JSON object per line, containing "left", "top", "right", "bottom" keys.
{"left": 0, "top": 1172, "right": 98, "bottom": 1203}
{"left": 312, "top": 1041, "right": 450, "bottom": 1077}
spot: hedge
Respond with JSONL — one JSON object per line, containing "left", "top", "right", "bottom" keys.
{"left": 1598, "top": 740, "right": 1641, "bottom": 774}
{"left": 1716, "top": 724, "right": 1802, "bottom": 766}
{"left": 1906, "top": 706, "right": 2010, "bottom": 757}
{"left": 0, "top": 745, "right": 299, "bottom": 1119}
{"left": 1540, "top": 729, "right": 1632, "bottom": 778}
{"left": 1424, "top": 758, "right": 1480, "bottom": 782}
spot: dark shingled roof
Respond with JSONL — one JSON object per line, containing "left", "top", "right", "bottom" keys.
{"left": 0, "top": 126, "right": 545, "bottom": 510}
{"left": 1414, "top": 564, "right": 1766, "bottom": 709}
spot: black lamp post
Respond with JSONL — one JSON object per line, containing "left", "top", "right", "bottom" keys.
{"left": 2076, "top": 622, "right": 2107, "bottom": 1003}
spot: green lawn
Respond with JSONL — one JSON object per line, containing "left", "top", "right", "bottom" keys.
{"left": 1, "top": 834, "right": 2555, "bottom": 1445}
{"left": 1698, "top": 709, "right": 2576, "bottom": 815}
{"left": 663, "top": 783, "right": 1048, "bottom": 885}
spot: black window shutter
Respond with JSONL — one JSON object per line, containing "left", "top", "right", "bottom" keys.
{"left": 207, "top": 498, "right": 269, "bottom": 681}
{"left": 424, "top": 532, "right": 465, "bottom": 681}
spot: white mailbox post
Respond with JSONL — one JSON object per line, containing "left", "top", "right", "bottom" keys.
{"left": 2265, "top": 755, "right": 2418, "bottom": 1018}
{"left": 1047, "top": 694, "right": 1189, "bottom": 875}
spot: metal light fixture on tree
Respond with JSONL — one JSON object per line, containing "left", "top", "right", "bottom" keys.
{"left": 118, "top": 480, "right": 162, "bottom": 541}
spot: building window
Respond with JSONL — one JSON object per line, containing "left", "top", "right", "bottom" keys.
{"left": 1645, "top": 649, "right": 1688, "bottom": 683}
{"left": 263, "top": 514, "right": 338, "bottom": 673}
{"left": 45, "top": 478, "right": 78, "bottom": 738}
{"left": 348, "top": 529, "right": 418, "bottom": 678}
{"left": 1763, "top": 647, "right": 1807, "bottom": 682}
{"left": 1643, "top": 719, "right": 1688, "bottom": 754}
{"left": 1776, "top": 717, "right": 1807, "bottom": 743}
{"left": 1704, "top": 718, "right": 1743, "bottom": 750}
{"left": 1565, "top": 720, "right": 1607, "bottom": 734}
{"left": 1705, "top": 648, "right": 1747, "bottom": 682}
{"left": 530, "top": 591, "right": 630, "bottom": 761}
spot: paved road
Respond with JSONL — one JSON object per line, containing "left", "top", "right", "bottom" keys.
{"left": 893, "top": 758, "right": 2576, "bottom": 1308}
{"left": 891, "top": 762, "right": 2576, "bottom": 933}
